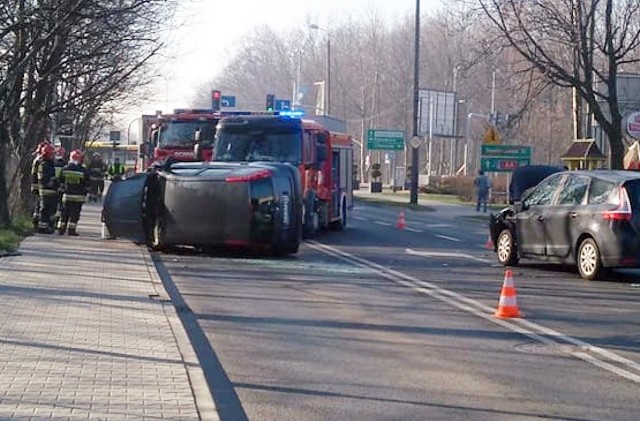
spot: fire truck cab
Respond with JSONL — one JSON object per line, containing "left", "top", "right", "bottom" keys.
{"left": 215, "top": 113, "right": 354, "bottom": 236}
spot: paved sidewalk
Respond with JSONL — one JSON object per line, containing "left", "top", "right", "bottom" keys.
{"left": 0, "top": 203, "right": 217, "bottom": 420}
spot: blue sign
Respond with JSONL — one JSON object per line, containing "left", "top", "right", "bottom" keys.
{"left": 275, "top": 99, "right": 291, "bottom": 111}
{"left": 221, "top": 95, "right": 236, "bottom": 108}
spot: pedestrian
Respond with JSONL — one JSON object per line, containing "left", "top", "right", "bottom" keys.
{"left": 87, "top": 152, "right": 107, "bottom": 201}
{"left": 107, "top": 157, "right": 125, "bottom": 182}
{"left": 36, "top": 143, "right": 59, "bottom": 234}
{"left": 57, "top": 149, "right": 89, "bottom": 236}
{"left": 474, "top": 169, "right": 491, "bottom": 212}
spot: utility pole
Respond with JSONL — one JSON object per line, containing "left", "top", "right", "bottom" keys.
{"left": 410, "top": 0, "right": 420, "bottom": 205}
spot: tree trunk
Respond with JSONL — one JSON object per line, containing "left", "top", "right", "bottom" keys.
{"left": 608, "top": 115, "right": 625, "bottom": 170}
{"left": 0, "top": 143, "right": 11, "bottom": 227}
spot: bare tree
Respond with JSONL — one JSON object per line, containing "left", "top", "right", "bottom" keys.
{"left": 0, "top": 0, "right": 175, "bottom": 226}
{"left": 476, "top": 0, "right": 640, "bottom": 169}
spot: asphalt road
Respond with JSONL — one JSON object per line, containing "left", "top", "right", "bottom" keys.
{"left": 154, "top": 199, "right": 640, "bottom": 421}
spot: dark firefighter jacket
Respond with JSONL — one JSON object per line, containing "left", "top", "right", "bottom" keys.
{"left": 37, "top": 159, "right": 58, "bottom": 197}
{"left": 88, "top": 161, "right": 107, "bottom": 181}
{"left": 59, "top": 163, "right": 89, "bottom": 203}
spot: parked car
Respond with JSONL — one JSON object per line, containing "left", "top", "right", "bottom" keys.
{"left": 508, "top": 165, "right": 565, "bottom": 204}
{"left": 489, "top": 170, "right": 640, "bottom": 280}
{"left": 102, "top": 160, "right": 303, "bottom": 255}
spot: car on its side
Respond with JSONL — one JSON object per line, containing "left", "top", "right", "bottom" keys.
{"left": 489, "top": 170, "right": 640, "bottom": 280}
{"left": 102, "top": 160, "right": 303, "bottom": 255}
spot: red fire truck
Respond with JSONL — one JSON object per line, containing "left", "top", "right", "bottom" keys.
{"left": 214, "top": 112, "right": 354, "bottom": 235}
{"left": 139, "top": 109, "right": 253, "bottom": 168}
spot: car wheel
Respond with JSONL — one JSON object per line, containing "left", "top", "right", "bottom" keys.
{"left": 497, "top": 229, "right": 519, "bottom": 266}
{"left": 577, "top": 237, "right": 602, "bottom": 281}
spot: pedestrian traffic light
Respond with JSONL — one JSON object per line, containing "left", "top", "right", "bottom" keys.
{"left": 212, "top": 90, "right": 221, "bottom": 111}
{"left": 266, "top": 94, "right": 275, "bottom": 111}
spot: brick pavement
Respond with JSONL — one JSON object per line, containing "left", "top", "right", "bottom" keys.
{"left": 0, "top": 203, "right": 217, "bottom": 420}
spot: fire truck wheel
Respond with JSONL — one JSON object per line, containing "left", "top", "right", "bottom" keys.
{"left": 303, "top": 192, "right": 318, "bottom": 238}
{"left": 330, "top": 197, "right": 347, "bottom": 230}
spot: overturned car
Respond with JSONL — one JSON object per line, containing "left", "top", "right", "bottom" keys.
{"left": 102, "top": 161, "right": 303, "bottom": 255}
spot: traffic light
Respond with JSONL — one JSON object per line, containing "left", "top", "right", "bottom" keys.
{"left": 211, "top": 90, "right": 221, "bottom": 111}
{"left": 266, "top": 94, "right": 275, "bottom": 111}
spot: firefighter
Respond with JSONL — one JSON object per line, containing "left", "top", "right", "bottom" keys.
{"left": 36, "top": 143, "right": 58, "bottom": 234}
{"left": 108, "top": 157, "right": 125, "bottom": 182}
{"left": 87, "top": 152, "right": 106, "bottom": 202}
{"left": 29, "top": 141, "right": 49, "bottom": 229}
{"left": 57, "top": 149, "right": 89, "bottom": 236}
{"left": 53, "top": 145, "right": 67, "bottom": 227}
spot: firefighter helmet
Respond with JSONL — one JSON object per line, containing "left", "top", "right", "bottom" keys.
{"left": 40, "top": 143, "right": 56, "bottom": 159}
{"left": 70, "top": 149, "right": 83, "bottom": 162}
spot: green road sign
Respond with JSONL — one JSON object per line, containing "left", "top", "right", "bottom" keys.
{"left": 481, "top": 157, "right": 531, "bottom": 172}
{"left": 481, "top": 144, "right": 532, "bottom": 158}
{"left": 480, "top": 144, "right": 533, "bottom": 172}
{"left": 367, "top": 129, "right": 405, "bottom": 150}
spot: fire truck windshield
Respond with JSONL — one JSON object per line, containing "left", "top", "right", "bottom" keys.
{"left": 158, "top": 121, "right": 217, "bottom": 148}
{"left": 215, "top": 127, "right": 302, "bottom": 165}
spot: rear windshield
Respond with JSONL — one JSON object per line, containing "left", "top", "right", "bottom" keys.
{"left": 587, "top": 178, "right": 617, "bottom": 205}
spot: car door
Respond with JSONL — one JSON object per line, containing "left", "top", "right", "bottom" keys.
{"left": 544, "top": 174, "right": 590, "bottom": 259}
{"left": 516, "top": 173, "right": 564, "bottom": 256}
{"left": 102, "top": 172, "right": 150, "bottom": 243}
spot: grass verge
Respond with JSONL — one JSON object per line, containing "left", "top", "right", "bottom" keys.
{"left": 0, "top": 215, "right": 34, "bottom": 254}
{"left": 355, "top": 196, "right": 436, "bottom": 211}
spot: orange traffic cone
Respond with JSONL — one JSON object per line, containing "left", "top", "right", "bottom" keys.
{"left": 396, "top": 211, "right": 407, "bottom": 230}
{"left": 485, "top": 234, "right": 494, "bottom": 250}
{"left": 494, "top": 269, "right": 522, "bottom": 318}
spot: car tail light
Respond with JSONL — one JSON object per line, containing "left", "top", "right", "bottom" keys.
{"left": 602, "top": 187, "right": 632, "bottom": 221}
{"left": 226, "top": 169, "right": 272, "bottom": 183}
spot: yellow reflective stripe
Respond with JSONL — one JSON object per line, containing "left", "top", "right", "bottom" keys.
{"left": 62, "top": 194, "right": 86, "bottom": 203}
{"left": 39, "top": 189, "right": 57, "bottom": 196}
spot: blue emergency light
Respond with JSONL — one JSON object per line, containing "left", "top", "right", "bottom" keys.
{"left": 278, "top": 110, "right": 305, "bottom": 119}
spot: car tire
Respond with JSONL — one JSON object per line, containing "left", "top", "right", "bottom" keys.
{"left": 497, "top": 228, "right": 519, "bottom": 266}
{"left": 577, "top": 237, "right": 602, "bottom": 281}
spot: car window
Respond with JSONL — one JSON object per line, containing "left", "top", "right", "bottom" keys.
{"left": 557, "top": 175, "right": 589, "bottom": 205}
{"left": 523, "top": 174, "right": 563, "bottom": 207}
{"left": 587, "top": 178, "right": 617, "bottom": 205}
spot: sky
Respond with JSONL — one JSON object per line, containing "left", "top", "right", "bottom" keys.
{"left": 137, "top": 0, "right": 443, "bottom": 118}
{"left": 118, "top": 0, "right": 443, "bottom": 140}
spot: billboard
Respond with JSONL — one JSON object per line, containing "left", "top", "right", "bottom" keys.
{"left": 418, "top": 89, "right": 457, "bottom": 138}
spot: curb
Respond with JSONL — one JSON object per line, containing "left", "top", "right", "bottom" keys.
{"left": 139, "top": 245, "right": 220, "bottom": 421}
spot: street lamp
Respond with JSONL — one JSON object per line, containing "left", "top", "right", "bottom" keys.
{"left": 309, "top": 24, "right": 331, "bottom": 116}
{"left": 127, "top": 117, "right": 142, "bottom": 145}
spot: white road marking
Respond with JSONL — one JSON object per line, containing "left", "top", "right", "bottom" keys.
{"left": 405, "top": 227, "right": 423, "bottom": 233}
{"left": 425, "top": 223, "right": 452, "bottom": 228}
{"left": 374, "top": 221, "right": 393, "bottom": 226}
{"left": 352, "top": 216, "right": 367, "bottom": 221}
{"left": 435, "top": 234, "right": 461, "bottom": 242}
{"left": 306, "top": 240, "right": 640, "bottom": 385}
{"left": 406, "top": 248, "right": 491, "bottom": 264}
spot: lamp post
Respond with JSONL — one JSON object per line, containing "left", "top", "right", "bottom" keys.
{"left": 309, "top": 24, "right": 331, "bottom": 116}
{"left": 410, "top": 0, "right": 420, "bottom": 204}
{"left": 127, "top": 117, "right": 141, "bottom": 145}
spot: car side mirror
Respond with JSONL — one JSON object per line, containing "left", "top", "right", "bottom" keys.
{"left": 514, "top": 200, "right": 526, "bottom": 212}
{"left": 194, "top": 143, "right": 203, "bottom": 161}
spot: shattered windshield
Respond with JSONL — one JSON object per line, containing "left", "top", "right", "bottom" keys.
{"left": 158, "top": 121, "right": 217, "bottom": 148}
{"left": 215, "top": 127, "right": 302, "bottom": 165}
